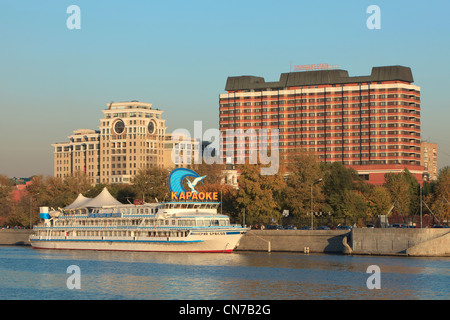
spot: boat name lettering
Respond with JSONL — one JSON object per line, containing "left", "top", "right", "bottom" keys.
{"left": 194, "top": 232, "right": 226, "bottom": 236}
{"left": 88, "top": 212, "right": 122, "bottom": 218}
{"left": 171, "top": 191, "right": 218, "bottom": 201}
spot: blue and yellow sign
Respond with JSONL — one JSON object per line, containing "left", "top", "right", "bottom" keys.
{"left": 168, "top": 168, "right": 218, "bottom": 201}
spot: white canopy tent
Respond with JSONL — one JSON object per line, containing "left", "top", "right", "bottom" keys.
{"left": 82, "top": 187, "right": 122, "bottom": 208}
{"left": 64, "top": 193, "right": 92, "bottom": 209}
{"left": 64, "top": 188, "right": 122, "bottom": 210}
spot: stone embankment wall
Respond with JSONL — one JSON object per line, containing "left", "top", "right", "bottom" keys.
{"left": 236, "top": 230, "right": 350, "bottom": 253}
{"left": 0, "top": 229, "right": 33, "bottom": 245}
{"left": 236, "top": 228, "right": 450, "bottom": 257}
{"left": 351, "top": 228, "right": 450, "bottom": 257}
{"left": 2, "top": 228, "right": 448, "bottom": 257}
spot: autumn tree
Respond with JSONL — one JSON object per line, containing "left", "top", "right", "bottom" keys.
{"left": 322, "top": 162, "right": 364, "bottom": 224}
{"left": 0, "top": 174, "right": 13, "bottom": 225}
{"left": 403, "top": 169, "right": 420, "bottom": 216}
{"left": 365, "top": 185, "right": 392, "bottom": 219}
{"left": 432, "top": 166, "right": 450, "bottom": 223}
{"left": 384, "top": 169, "right": 419, "bottom": 217}
{"left": 234, "top": 163, "right": 286, "bottom": 226}
{"left": 191, "top": 162, "right": 225, "bottom": 185}
{"left": 64, "top": 171, "right": 93, "bottom": 195}
{"left": 132, "top": 167, "right": 170, "bottom": 203}
{"left": 196, "top": 182, "right": 238, "bottom": 221}
{"left": 282, "top": 149, "right": 325, "bottom": 224}
{"left": 25, "top": 173, "right": 93, "bottom": 210}
{"left": 341, "top": 190, "right": 368, "bottom": 225}
{"left": 6, "top": 194, "right": 31, "bottom": 227}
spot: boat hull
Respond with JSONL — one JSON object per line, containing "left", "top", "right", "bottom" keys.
{"left": 29, "top": 231, "right": 245, "bottom": 253}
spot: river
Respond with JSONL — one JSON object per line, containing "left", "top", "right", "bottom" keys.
{"left": 0, "top": 246, "right": 448, "bottom": 300}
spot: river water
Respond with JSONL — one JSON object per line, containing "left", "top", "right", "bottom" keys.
{"left": 0, "top": 246, "right": 448, "bottom": 300}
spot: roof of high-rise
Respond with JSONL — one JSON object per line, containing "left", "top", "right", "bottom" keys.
{"left": 225, "top": 66, "right": 414, "bottom": 91}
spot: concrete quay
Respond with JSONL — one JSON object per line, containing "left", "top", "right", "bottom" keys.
{"left": 1, "top": 228, "right": 449, "bottom": 257}
{"left": 236, "top": 230, "right": 351, "bottom": 254}
{"left": 236, "top": 228, "right": 450, "bottom": 257}
{"left": 351, "top": 228, "right": 450, "bottom": 257}
{"left": 0, "top": 229, "right": 33, "bottom": 246}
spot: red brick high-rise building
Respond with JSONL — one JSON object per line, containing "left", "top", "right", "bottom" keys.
{"left": 219, "top": 65, "right": 423, "bottom": 185}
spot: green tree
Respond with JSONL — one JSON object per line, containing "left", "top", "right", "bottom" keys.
{"left": 132, "top": 167, "right": 170, "bottom": 203}
{"left": 282, "top": 149, "right": 325, "bottom": 224}
{"left": 196, "top": 182, "right": 238, "bottom": 221}
{"left": 342, "top": 190, "right": 368, "bottom": 225}
{"left": 403, "top": 169, "right": 420, "bottom": 216}
{"left": 0, "top": 174, "right": 13, "bottom": 225}
{"left": 432, "top": 166, "right": 450, "bottom": 223}
{"left": 43, "top": 176, "right": 73, "bottom": 208}
{"left": 191, "top": 163, "right": 225, "bottom": 185}
{"left": 7, "top": 193, "right": 35, "bottom": 228}
{"left": 322, "top": 162, "right": 362, "bottom": 224}
{"left": 64, "top": 171, "right": 93, "bottom": 195}
{"left": 366, "top": 185, "right": 392, "bottom": 219}
{"left": 25, "top": 173, "right": 93, "bottom": 209}
{"left": 384, "top": 169, "right": 419, "bottom": 217}
{"left": 7, "top": 204, "right": 29, "bottom": 227}
{"left": 235, "top": 164, "right": 286, "bottom": 226}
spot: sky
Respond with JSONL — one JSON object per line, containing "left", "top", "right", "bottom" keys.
{"left": 1, "top": 0, "right": 450, "bottom": 177}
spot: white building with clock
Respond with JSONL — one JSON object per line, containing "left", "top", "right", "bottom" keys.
{"left": 52, "top": 101, "right": 167, "bottom": 184}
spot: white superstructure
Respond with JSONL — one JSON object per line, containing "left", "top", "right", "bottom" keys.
{"left": 30, "top": 188, "right": 247, "bottom": 253}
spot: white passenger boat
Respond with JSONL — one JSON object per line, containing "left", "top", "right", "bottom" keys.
{"left": 30, "top": 187, "right": 248, "bottom": 253}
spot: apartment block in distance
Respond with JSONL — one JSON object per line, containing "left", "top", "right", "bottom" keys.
{"left": 163, "top": 133, "right": 201, "bottom": 169}
{"left": 219, "top": 65, "right": 423, "bottom": 185}
{"left": 421, "top": 141, "right": 438, "bottom": 181}
{"left": 53, "top": 101, "right": 167, "bottom": 184}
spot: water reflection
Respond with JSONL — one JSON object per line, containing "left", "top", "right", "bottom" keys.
{"left": 0, "top": 247, "right": 448, "bottom": 300}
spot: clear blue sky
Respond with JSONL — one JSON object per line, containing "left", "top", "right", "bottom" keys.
{"left": 1, "top": 0, "right": 449, "bottom": 177}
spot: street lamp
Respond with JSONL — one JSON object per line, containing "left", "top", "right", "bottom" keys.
{"left": 311, "top": 179, "right": 323, "bottom": 230}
